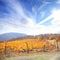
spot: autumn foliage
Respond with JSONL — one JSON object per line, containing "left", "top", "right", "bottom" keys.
{"left": 0, "top": 34, "right": 60, "bottom": 58}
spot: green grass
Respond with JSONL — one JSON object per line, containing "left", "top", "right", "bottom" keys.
{"left": 4, "top": 56, "right": 46, "bottom": 60}
{"left": 32, "top": 57, "right": 46, "bottom": 60}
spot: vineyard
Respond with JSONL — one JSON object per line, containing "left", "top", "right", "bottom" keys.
{"left": 0, "top": 34, "right": 60, "bottom": 59}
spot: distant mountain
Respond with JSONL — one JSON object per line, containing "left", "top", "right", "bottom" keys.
{"left": 0, "top": 33, "right": 27, "bottom": 41}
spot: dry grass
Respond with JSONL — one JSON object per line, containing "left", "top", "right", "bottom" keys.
{"left": 3, "top": 52, "right": 60, "bottom": 60}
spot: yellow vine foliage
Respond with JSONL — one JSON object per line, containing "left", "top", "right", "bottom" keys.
{"left": 0, "top": 38, "right": 57, "bottom": 52}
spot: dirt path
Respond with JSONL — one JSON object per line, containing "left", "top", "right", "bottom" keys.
{"left": 3, "top": 52, "right": 60, "bottom": 60}
{"left": 50, "top": 53, "right": 60, "bottom": 60}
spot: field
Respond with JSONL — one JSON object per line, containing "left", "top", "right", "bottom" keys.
{"left": 0, "top": 34, "right": 60, "bottom": 60}
{"left": 3, "top": 52, "right": 60, "bottom": 60}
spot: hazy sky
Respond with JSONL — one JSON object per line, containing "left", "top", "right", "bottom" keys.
{"left": 0, "top": 0, "right": 60, "bottom": 35}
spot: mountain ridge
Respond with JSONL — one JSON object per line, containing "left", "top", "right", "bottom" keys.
{"left": 0, "top": 32, "right": 27, "bottom": 41}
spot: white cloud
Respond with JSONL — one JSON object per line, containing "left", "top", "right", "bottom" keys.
{"left": 38, "top": 15, "right": 52, "bottom": 24}
{"left": 38, "top": 1, "right": 50, "bottom": 11}
{"left": 0, "top": 0, "right": 60, "bottom": 35}
{"left": 6, "top": 0, "right": 35, "bottom": 26}
{"left": 38, "top": 9, "right": 60, "bottom": 25}
{"left": 51, "top": 9, "right": 60, "bottom": 26}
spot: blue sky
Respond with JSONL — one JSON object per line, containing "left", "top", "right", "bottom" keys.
{"left": 0, "top": 0, "right": 60, "bottom": 35}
